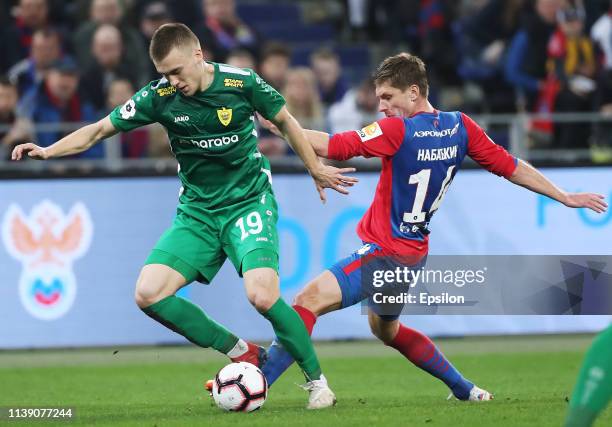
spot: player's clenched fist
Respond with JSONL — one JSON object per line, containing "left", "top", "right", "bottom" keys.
{"left": 11, "top": 143, "right": 49, "bottom": 161}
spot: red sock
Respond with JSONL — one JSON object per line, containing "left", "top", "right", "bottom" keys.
{"left": 292, "top": 305, "right": 317, "bottom": 335}
{"left": 387, "top": 323, "right": 435, "bottom": 365}
{"left": 387, "top": 323, "right": 470, "bottom": 397}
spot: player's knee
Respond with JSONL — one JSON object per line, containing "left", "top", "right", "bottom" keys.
{"left": 134, "top": 265, "right": 186, "bottom": 309}
{"left": 293, "top": 284, "right": 323, "bottom": 315}
{"left": 244, "top": 268, "right": 279, "bottom": 312}
{"left": 246, "top": 288, "right": 277, "bottom": 312}
{"left": 135, "top": 284, "right": 157, "bottom": 308}
{"left": 134, "top": 278, "right": 168, "bottom": 308}
{"left": 369, "top": 317, "right": 398, "bottom": 344}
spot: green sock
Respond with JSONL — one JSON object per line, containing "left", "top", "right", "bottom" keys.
{"left": 565, "top": 324, "right": 612, "bottom": 427}
{"left": 142, "top": 295, "right": 239, "bottom": 354}
{"left": 262, "top": 298, "right": 322, "bottom": 381}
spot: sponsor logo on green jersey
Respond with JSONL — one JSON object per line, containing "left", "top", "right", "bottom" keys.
{"left": 224, "top": 78, "right": 243, "bottom": 88}
{"left": 157, "top": 86, "right": 176, "bottom": 97}
{"left": 180, "top": 134, "right": 239, "bottom": 149}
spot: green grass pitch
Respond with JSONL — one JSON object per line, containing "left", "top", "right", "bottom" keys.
{"left": 0, "top": 334, "right": 610, "bottom": 426}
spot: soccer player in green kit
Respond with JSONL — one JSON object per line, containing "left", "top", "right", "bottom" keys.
{"left": 11, "top": 23, "right": 355, "bottom": 409}
{"left": 565, "top": 323, "right": 612, "bottom": 427}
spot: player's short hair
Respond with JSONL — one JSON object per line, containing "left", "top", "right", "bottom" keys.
{"left": 373, "top": 53, "right": 429, "bottom": 98}
{"left": 149, "top": 23, "right": 200, "bottom": 63}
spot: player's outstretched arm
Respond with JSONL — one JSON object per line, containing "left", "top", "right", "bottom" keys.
{"left": 269, "top": 107, "right": 358, "bottom": 202}
{"left": 508, "top": 159, "right": 608, "bottom": 213}
{"left": 256, "top": 113, "right": 330, "bottom": 157}
{"left": 302, "top": 129, "right": 332, "bottom": 158}
{"left": 11, "top": 116, "right": 119, "bottom": 161}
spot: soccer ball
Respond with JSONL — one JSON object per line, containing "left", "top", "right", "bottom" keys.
{"left": 212, "top": 362, "right": 268, "bottom": 412}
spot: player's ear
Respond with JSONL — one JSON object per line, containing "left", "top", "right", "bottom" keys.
{"left": 410, "top": 85, "right": 419, "bottom": 102}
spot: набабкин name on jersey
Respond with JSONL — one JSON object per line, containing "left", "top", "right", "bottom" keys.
{"left": 417, "top": 145, "right": 458, "bottom": 161}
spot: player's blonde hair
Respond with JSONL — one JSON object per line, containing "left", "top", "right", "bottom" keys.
{"left": 149, "top": 23, "right": 200, "bottom": 62}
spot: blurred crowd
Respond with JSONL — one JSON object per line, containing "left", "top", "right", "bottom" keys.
{"left": 1, "top": 0, "right": 611, "bottom": 161}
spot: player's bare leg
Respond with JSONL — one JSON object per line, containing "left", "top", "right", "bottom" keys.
{"left": 367, "top": 310, "right": 493, "bottom": 401}
{"left": 293, "top": 270, "right": 344, "bottom": 316}
{"left": 135, "top": 264, "right": 256, "bottom": 363}
{"left": 135, "top": 264, "right": 186, "bottom": 307}
{"left": 243, "top": 266, "right": 336, "bottom": 409}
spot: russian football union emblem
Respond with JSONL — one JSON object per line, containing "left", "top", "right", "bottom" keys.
{"left": 1, "top": 200, "right": 93, "bottom": 320}
{"left": 217, "top": 107, "right": 232, "bottom": 126}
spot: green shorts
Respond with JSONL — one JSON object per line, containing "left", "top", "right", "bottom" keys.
{"left": 145, "top": 192, "right": 279, "bottom": 284}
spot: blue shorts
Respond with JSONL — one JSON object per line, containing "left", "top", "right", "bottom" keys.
{"left": 328, "top": 243, "right": 426, "bottom": 321}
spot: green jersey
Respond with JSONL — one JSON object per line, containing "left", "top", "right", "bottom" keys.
{"left": 109, "top": 62, "right": 286, "bottom": 209}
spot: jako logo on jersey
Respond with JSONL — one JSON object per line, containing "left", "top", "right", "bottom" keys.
{"left": 413, "top": 123, "right": 459, "bottom": 138}
{"left": 1, "top": 201, "right": 93, "bottom": 321}
{"left": 182, "top": 134, "right": 239, "bottom": 149}
{"left": 217, "top": 107, "right": 232, "bottom": 126}
{"left": 357, "top": 122, "right": 383, "bottom": 142}
{"left": 174, "top": 115, "right": 190, "bottom": 123}
{"left": 417, "top": 145, "right": 458, "bottom": 161}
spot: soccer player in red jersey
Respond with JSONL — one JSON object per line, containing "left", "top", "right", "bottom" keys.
{"left": 219, "top": 52, "right": 607, "bottom": 401}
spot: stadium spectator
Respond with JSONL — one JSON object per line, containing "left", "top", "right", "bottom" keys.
{"left": 138, "top": 1, "right": 173, "bottom": 82}
{"left": 343, "top": 0, "right": 404, "bottom": 44}
{"left": 259, "top": 42, "right": 291, "bottom": 91}
{"left": 591, "top": 0, "right": 612, "bottom": 73}
{"left": 344, "top": 0, "right": 369, "bottom": 40}
{"left": 73, "top": 0, "right": 148, "bottom": 87}
{"left": 283, "top": 67, "right": 326, "bottom": 132}
{"left": 0, "top": 76, "right": 31, "bottom": 159}
{"left": 591, "top": 0, "right": 612, "bottom": 151}
{"left": 226, "top": 48, "right": 257, "bottom": 70}
{"left": 0, "top": 0, "right": 51, "bottom": 74}
{"left": 505, "top": 0, "right": 561, "bottom": 110}
{"left": 546, "top": 1, "right": 596, "bottom": 148}
{"left": 255, "top": 43, "right": 292, "bottom": 157}
{"left": 257, "top": 67, "right": 326, "bottom": 158}
{"left": 127, "top": 0, "right": 201, "bottom": 30}
{"left": 81, "top": 24, "right": 140, "bottom": 114}
{"left": 310, "top": 48, "right": 348, "bottom": 107}
{"left": 328, "top": 78, "right": 383, "bottom": 133}
{"left": 17, "top": 56, "right": 101, "bottom": 158}
{"left": 417, "top": 0, "right": 460, "bottom": 88}
{"left": 194, "top": 0, "right": 261, "bottom": 62}
{"left": 457, "top": 0, "right": 526, "bottom": 112}
{"left": 8, "top": 28, "right": 63, "bottom": 96}
{"left": 106, "top": 78, "right": 133, "bottom": 110}
{"left": 105, "top": 78, "right": 147, "bottom": 158}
